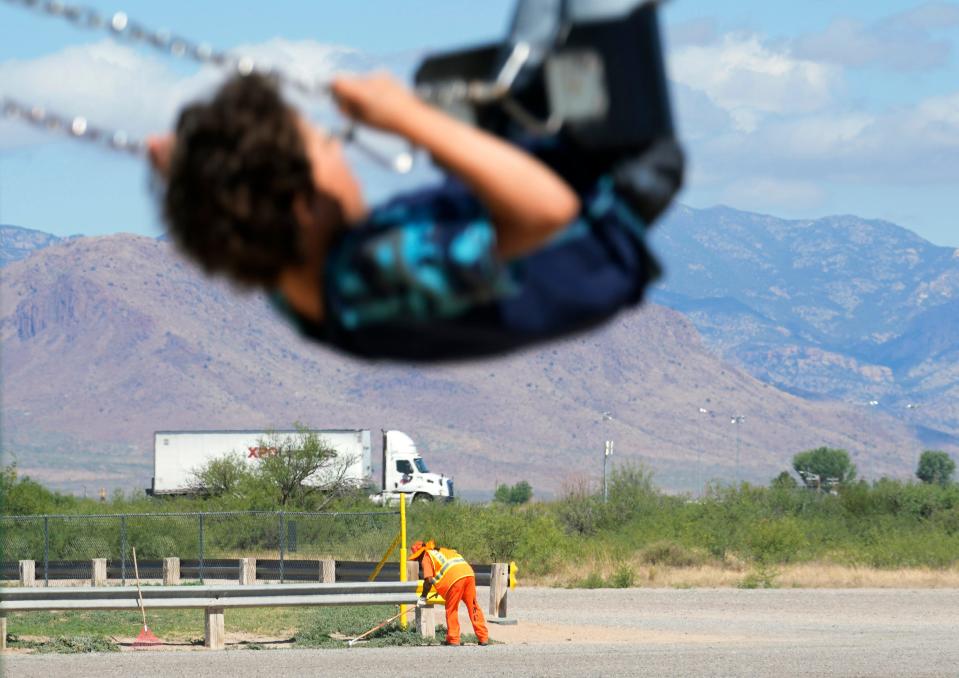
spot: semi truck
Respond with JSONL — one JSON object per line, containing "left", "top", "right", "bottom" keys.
{"left": 149, "top": 429, "right": 453, "bottom": 503}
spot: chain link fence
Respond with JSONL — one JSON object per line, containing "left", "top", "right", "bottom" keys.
{"left": 0, "top": 510, "right": 400, "bottom": 586}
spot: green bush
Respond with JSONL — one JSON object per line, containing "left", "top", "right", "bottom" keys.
{"left": 574, "top": 572, "right": 607, "bottom": 589}
{"left": 556, "top": 479, "right": 603, "bottom": 536}
{"left": 609, "top": 563, "right": 636, "bottom": 588}
{"left": 744, "top": 518, "right": 806, "bottom": 565}
{"left": 639, "top": 541, "right": 704, "bottom": 568}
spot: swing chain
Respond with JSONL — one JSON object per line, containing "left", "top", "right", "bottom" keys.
{"left": 2, "top": 0, "right": 417, "bottom": 170}
{"left": 1, "top": 0, "right": 330, "bottom": 97}
{"left": 1, "top": 96, "right": 145, "bottom": 155}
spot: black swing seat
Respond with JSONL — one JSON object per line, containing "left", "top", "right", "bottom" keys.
{"left": 415, "top": 0, "right": 684, "bottom": 225}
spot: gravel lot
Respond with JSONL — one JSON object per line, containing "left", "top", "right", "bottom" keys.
{"left": 5, "top": 588, "right": 958, "bottom": 677}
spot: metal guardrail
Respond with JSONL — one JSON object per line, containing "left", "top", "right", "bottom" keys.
{"left": 0, "top": 559, "right": 495, "bottom": 586}
{"left": 0, "top": 580, "right": 430, "bottom": 650}
{"left": 0, "top": 581, "right": 423, "bottom": 612}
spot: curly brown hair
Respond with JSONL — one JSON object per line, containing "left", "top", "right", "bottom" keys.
{"left": 162, "top": 74, "right": 321, "bottom": 288}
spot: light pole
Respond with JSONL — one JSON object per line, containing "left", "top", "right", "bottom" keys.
{"left": 601, "top": 411, "right": 614, "bottom": 502}
{"left": 730, "top": 415, "right": 745, "bottom": 484}
{"left": 697, "top": 407, "right": 710, "bottom": 496}
{"left": 906, "top": 403, "right": 921, "bottom": 477}
{"left": 604, "top": 440, "right": 614, "bottom": 502}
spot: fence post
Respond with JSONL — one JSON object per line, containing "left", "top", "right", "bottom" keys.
{"left": 120, "top": 515, "right": 127, "bottom": 586}
{"left": 19, "top": 560, "right": 36, "bottom": 587}
{"left": 204, "top": 607, "right": 225, "bottom": 650}
{"left": 43, "top": 516, "right": 49, "bottom": 587}
{"left": 278, "top": 512, "right": 285, "bottom": 584}
{"left": 198, "top": 513, "right": 205, "bottom": 584}
{"left": 239, "top": 558, "right": 256, "bottom": 585}
{"left": 320, "top": 557, "right": 335, "bottom": 584}
{"left": 488, "top": 563, "right": 513, "bottom": 622}
{"left": 91, "top": 558, "right": 107, "bottom": 587}
{"left": 163, "top": 557, "right": 181, "bottom": 586}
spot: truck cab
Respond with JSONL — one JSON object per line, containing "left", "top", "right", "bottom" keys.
{"left": 374, "top": 430, "right": 454, "bottom": 504}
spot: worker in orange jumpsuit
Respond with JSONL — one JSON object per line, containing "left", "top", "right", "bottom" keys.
{"left": 409, "top": 540, "right": 489, "bottom": 646}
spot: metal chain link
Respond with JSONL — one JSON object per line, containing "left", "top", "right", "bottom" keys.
{"left": 1, "top": 0, "right": 331, "bottom": 97}
{"left": 1, "top": 0, "right": 416, "bottom": 170}
{"left": 2, "top": 95, "right": 146, "bottom": 155}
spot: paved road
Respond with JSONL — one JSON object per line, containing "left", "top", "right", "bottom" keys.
{"left": 5, "top": 588, "right": 959, "bottom": 677}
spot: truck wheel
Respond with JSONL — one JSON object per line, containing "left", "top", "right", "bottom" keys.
{"left": 413, "top": 493, "right": 433, "bottom": 504}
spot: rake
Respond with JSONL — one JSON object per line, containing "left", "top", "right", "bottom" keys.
{"left": 131, "top": 547, "right": 161, "bottom": 648}
{"left": 347, "top": 605, "right": 417, "bottom": 647}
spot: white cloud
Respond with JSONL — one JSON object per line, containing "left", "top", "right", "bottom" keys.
{"left": 670, "top": 34, "right": 841, "bottom": 132}
{"left": 0, "top": 41, "right": 189, "bottom": 142}
{"left": 663, "top": 19, "right": 959, "bottom": 217}
{"left": 0, "top": 38, "right": 408, "bottom": 148}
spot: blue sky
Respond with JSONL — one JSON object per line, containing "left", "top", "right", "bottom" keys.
{"left": 1, "top": 1, "right": 957, "bottom": 246}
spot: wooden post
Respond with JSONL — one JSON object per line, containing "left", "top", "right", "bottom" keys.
{"left": 320, "top": 557, "right": 335, "bottom": 584}
{"left": 204, "top": 607, "right": 225, "bottom": 650}
{"left": 415, "top": 604, "right": 436, "bottom": 640}
{"left": 19, "top": 560, "right": 36, "bottom": 587}
{"left": 238, "top": 558, "right": 256, "bottom": 585}
{"left": 163, "top": 557, "right": 181, "bottom": 586}
{"left": 91, "top": 558, "right": 107, "bottom": 587}
{"left": 1, "top": 613, "right": 7, "bottom": 652}
{"left": 489, "top": 563, "right": 509, "bottom": 618}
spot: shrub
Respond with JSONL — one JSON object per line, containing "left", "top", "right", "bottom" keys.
{"left": 639, "top": 541, "right": 704, "bottom": 568}
{"left": 609, "top": 563, "right": 636, "bottom": 588}
{"left": 771, "top": 471, "right": 798, "bottom": 490}
{"left": 603, "top": 462, "right": 657, "bottom": 526}
{"left": 556, "top": 477, "right": 603, "bottom": 536}
{"left": 574, "top": 572, "right": 607, "bottom": 589}
{"left": 744, "top": 518, "right": 806, "bottom": 565}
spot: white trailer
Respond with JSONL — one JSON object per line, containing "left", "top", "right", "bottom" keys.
{"left": 150, "top": 429, "right": 372, "bottom": 496}
{"left": 149, "top": 429, "right": 453, "bottom": 503}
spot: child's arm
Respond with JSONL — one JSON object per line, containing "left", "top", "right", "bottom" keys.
{"left": 332, "top": 74, "right": 580, "bottom": 259}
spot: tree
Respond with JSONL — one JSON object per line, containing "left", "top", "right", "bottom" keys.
{"left": 916, "top": 450, "right": 956, "bottom": 486}
{"left": 792, "top": 447, "right": 856, "bottom": 490}
{"left": 771, "top": 471, "right": 798, "bottom": 490}
{"left": 189, "top": 426, "right": 357, "bottom": 509}
{"left": 254, "top": 427, "right": 352, "bottom": 507}
{"left": 494, "top": 480, "right": 533, "bottom": 505}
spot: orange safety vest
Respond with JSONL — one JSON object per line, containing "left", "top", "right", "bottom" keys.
{"left": 425, "top": 547, "right": 474, "bottom": 597}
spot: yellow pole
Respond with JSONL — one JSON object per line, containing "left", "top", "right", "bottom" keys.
{"left": 399, "top": 493, "right": 408, "bottom": 630}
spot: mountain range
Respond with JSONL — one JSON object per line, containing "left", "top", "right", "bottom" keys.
{"left": 650, "top": 206, "right": 959, "bottom": 445}
{"left": 1, "top": 206, "right": 954, "bottom": 497}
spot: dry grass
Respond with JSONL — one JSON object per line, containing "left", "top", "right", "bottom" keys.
{"left": 526, "top": 557, "right": 959, "bottom": 589}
